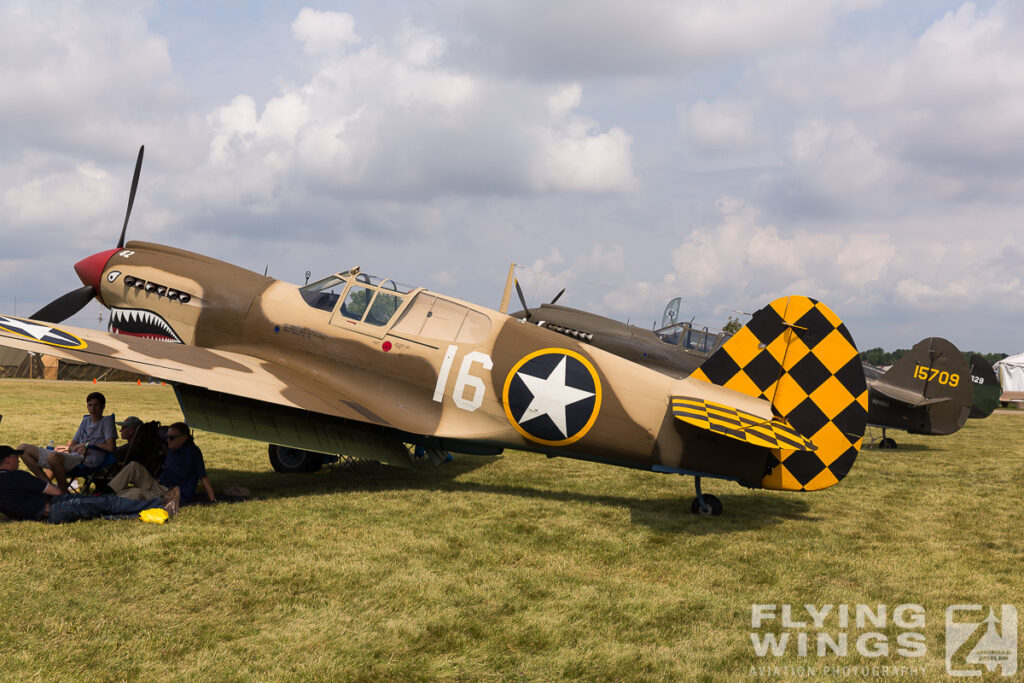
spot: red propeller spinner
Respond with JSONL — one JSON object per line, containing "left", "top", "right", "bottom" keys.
{"left": 74, "top": 248, "right": 120, "bottom": 296}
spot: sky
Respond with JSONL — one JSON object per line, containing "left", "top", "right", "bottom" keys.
{"left": 1, "top": 0, "right": 1022, "bottom": 353}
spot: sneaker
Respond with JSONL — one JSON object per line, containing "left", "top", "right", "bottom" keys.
{"left": 161, "top": 486, "right": 180, "bottom": 517}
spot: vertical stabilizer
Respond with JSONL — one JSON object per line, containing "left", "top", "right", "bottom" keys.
{"left": 691, "top": 296, "right": 867, "bottom": 491}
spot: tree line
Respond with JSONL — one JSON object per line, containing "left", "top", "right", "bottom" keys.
{"left": 859, "top": 348, "right": 1007, "bottom": 368}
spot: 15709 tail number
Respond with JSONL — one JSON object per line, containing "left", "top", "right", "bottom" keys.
{"left": 913, "top": 365, "right": 959, "bottom": 386}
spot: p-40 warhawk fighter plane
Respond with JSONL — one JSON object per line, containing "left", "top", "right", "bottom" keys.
{"left": 0, "top": 148, "right": 870, "bottom": 515}
{"left": 863, "top": 337, "right": 990, "bottom": 448}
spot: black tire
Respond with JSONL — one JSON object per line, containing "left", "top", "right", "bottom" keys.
{"left": 690, "top": 494, "right": 723, "bottom": 516}
{"left": 878, "top": 438, "right": 898, "bottom": 449}
{"left": 268, "top": 444, "right": 324, "bottom": 473}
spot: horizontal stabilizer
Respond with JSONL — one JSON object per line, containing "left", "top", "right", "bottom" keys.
{"left": 671, "top": 397, "right": 816, "bottom": 452}
{"left": 870, "top": 382, "right": 951, "bottom": 407}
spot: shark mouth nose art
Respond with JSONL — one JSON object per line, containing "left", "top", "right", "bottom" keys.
{"left": 109, "top": 307, "right": 183, "bottom": 343}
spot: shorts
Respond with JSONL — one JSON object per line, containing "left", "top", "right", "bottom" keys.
{"left": 37, "top": 449, "right": 84, "bottom": 470}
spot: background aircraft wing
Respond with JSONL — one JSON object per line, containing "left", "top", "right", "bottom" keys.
{"left": 0, "top": 315, "right": 365, "bottom": 422}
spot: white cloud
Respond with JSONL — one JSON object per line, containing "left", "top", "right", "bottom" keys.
{"left": 2, "top": 163, "right": 120, "bottom": 233}
{"left": 292, "top": 9, "right": 361, "bottom": 57}
{"left": 667, "top": 197, "right": 898, "bottom": 303}
{"left": 450, "top": 0, "right": 880, "bottom": 77}
{"left": 189, "top": 16, "right": 635, "bottom": 204}
{"left": 0, "top": 1, "right": 188, "bottom": 154}
{"left": 680, "top": 98, "right": 776, "bottom": 168}
{"left": 747, "top": 0, "right": 1024, "bottom": 215}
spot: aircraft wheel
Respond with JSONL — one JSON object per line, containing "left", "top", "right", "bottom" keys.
{"left": 690, "top": 494, "right": 722, "bottom": 516}
{"left": 268, "top": 444, "right": 324, "bottom": 473}
{"left": 878, "top": 438, "right": 898, "bottom": 449}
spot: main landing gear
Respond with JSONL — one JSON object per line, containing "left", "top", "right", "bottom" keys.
{"left": 268, "top": 444, "right": 325, "bottom": 472}
{"left": 876, "top": 429, "right": 898, "bottom": 449}
{"left": 690, "top": 476, "right": 722, "bottom": 516}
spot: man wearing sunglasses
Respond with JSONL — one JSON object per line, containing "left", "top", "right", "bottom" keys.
{"left": 108, "top": 422, "right": 215, "bottom": 509}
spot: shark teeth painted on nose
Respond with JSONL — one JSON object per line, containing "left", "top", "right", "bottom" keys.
{"left": 108, "top": 307, "right": 183, "bottom": 343}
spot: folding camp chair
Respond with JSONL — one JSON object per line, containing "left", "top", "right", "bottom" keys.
{"left": 120, "top": 420, "right": 168, "bottom": 478}
{"left": 66, "top": 445, "right": 118, "bottom": 494}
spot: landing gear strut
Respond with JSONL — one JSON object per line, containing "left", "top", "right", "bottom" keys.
{"left": 690, "top": 476, "right": 722, "bottom": 516}
{"left": 877, "top": 429, "right": 898, "bottom": 449}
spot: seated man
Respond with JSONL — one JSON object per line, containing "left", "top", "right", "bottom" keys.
{"left": 0, "top": 445, "right": 176, "bottom": 524}
{"left": 109, "top": 422, "right": 215, "bottom": 506}
{"left": 112, "top": 415, "right": 143, "bottom": 462}
{"left": 18, "top": 391, "right": 116, "bottom": 493}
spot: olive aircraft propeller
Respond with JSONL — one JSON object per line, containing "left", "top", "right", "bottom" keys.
{"left": 0, "top": 147, "right": 871, "bottom": 515}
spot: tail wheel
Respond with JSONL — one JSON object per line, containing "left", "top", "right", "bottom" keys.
{"left": 878, "top": 438, "right": 898, "bottom": 449}
{"left": 268, "top": 444, "right": 324, "bottom": 473}
{"left": 690, "top": 494, "right": 722, "bottom": 516}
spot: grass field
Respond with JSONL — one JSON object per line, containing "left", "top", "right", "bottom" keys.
{"left": 1, "top": 379, "right": 1022, "bottom": 681}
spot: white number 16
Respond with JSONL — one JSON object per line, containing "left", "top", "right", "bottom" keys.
{"left": 433, "top": 345, "right": 492, "bottom": 412}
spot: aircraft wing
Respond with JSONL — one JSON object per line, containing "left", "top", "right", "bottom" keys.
{"left": 0, "top": 315, "right": 357, "bottom": 420}
{"left": 869, "top": 380, "right": 950, "bottom": 407}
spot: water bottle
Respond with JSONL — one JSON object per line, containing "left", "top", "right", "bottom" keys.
{"left": 46, "top": 440, "right": 55, "bottom": 453}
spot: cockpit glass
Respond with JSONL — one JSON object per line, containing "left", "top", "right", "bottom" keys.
{"left": 365, "top": 292, "right": 404, "bottom": 326}
{"left": 299, "top": 275, "right": 347, "bottom": 312}
{"left": 354, "top": 272, "right": 415, "bottom": 294}
{"left": 655, "top": 323, "right": 731, "bottom": 353}
{"left": 340, "top": 286, "right": 372, "bottom": 320}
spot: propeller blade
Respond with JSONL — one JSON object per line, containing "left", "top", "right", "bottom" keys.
{"left": 117, "top": 145, "right": 145, "bottom": 249}
{"left": 550, "top": 288, "right": 565, "bottom": 305}
{"left": 30, "top": 285, "right": 97, "bottom": 323}
{"left": 514, "top": 279, "right": 531, "bottom": 321}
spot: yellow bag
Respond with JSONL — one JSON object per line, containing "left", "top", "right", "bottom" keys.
{"left": 139, "top": 508, "right": 169, "bottom": 524}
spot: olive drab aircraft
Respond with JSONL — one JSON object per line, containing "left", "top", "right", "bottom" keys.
{"left": 0, "top": 147, "right": 872, "bottom": 515}
{"left": 968, "top": 354, "right": 1000, "bottom": 420}
{"left": 506, "top": 285, "right": 729, "bottom": 380}
{"left": 863, "top": 337, "right": 978, "bottom": 448}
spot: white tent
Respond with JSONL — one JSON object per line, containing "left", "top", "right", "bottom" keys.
{"left": 993, "top": 353, "right": 1024, "bottom": 395}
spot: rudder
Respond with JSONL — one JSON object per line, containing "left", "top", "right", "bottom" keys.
{"left": 969, "top": 354, "right": 999, "bottom": 419}
{"left": 691, "top": 296, "right": 867, "bottom": 491}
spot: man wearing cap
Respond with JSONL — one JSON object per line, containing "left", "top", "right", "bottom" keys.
{"left": 113, "top": 415, "right": 144, "bottom": 461}
{"left": 0, "top": 445, "right": 176, "bottom": 523}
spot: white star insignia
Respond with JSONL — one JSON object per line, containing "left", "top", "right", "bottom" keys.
{"left": 517, "top": 356, "right": 595, "bottom": 438}
{"left": 0, "top": 316, "right": 54, "bottom": 340}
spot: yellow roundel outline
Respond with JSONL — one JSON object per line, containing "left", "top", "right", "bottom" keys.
{"left": 502, "top": 347, "right": 602, "bottom": 447}
{"left": 0, "top": 316, "right": 87, "bottom": 350}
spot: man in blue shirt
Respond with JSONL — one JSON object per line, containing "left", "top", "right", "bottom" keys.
{"left": 0, "top": 445, "right": 173, "bottom": 523}
{"left": 108, "top": 422, "right": 216, "bottom": 506}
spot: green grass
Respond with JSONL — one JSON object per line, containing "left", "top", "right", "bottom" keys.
{"left": 1, "top": 380, "right": 1023, "bottom": 680}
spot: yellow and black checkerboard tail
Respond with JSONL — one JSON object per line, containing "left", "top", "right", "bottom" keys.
{"left": 690, "top": 296, "right": 868, "bottom": 492}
